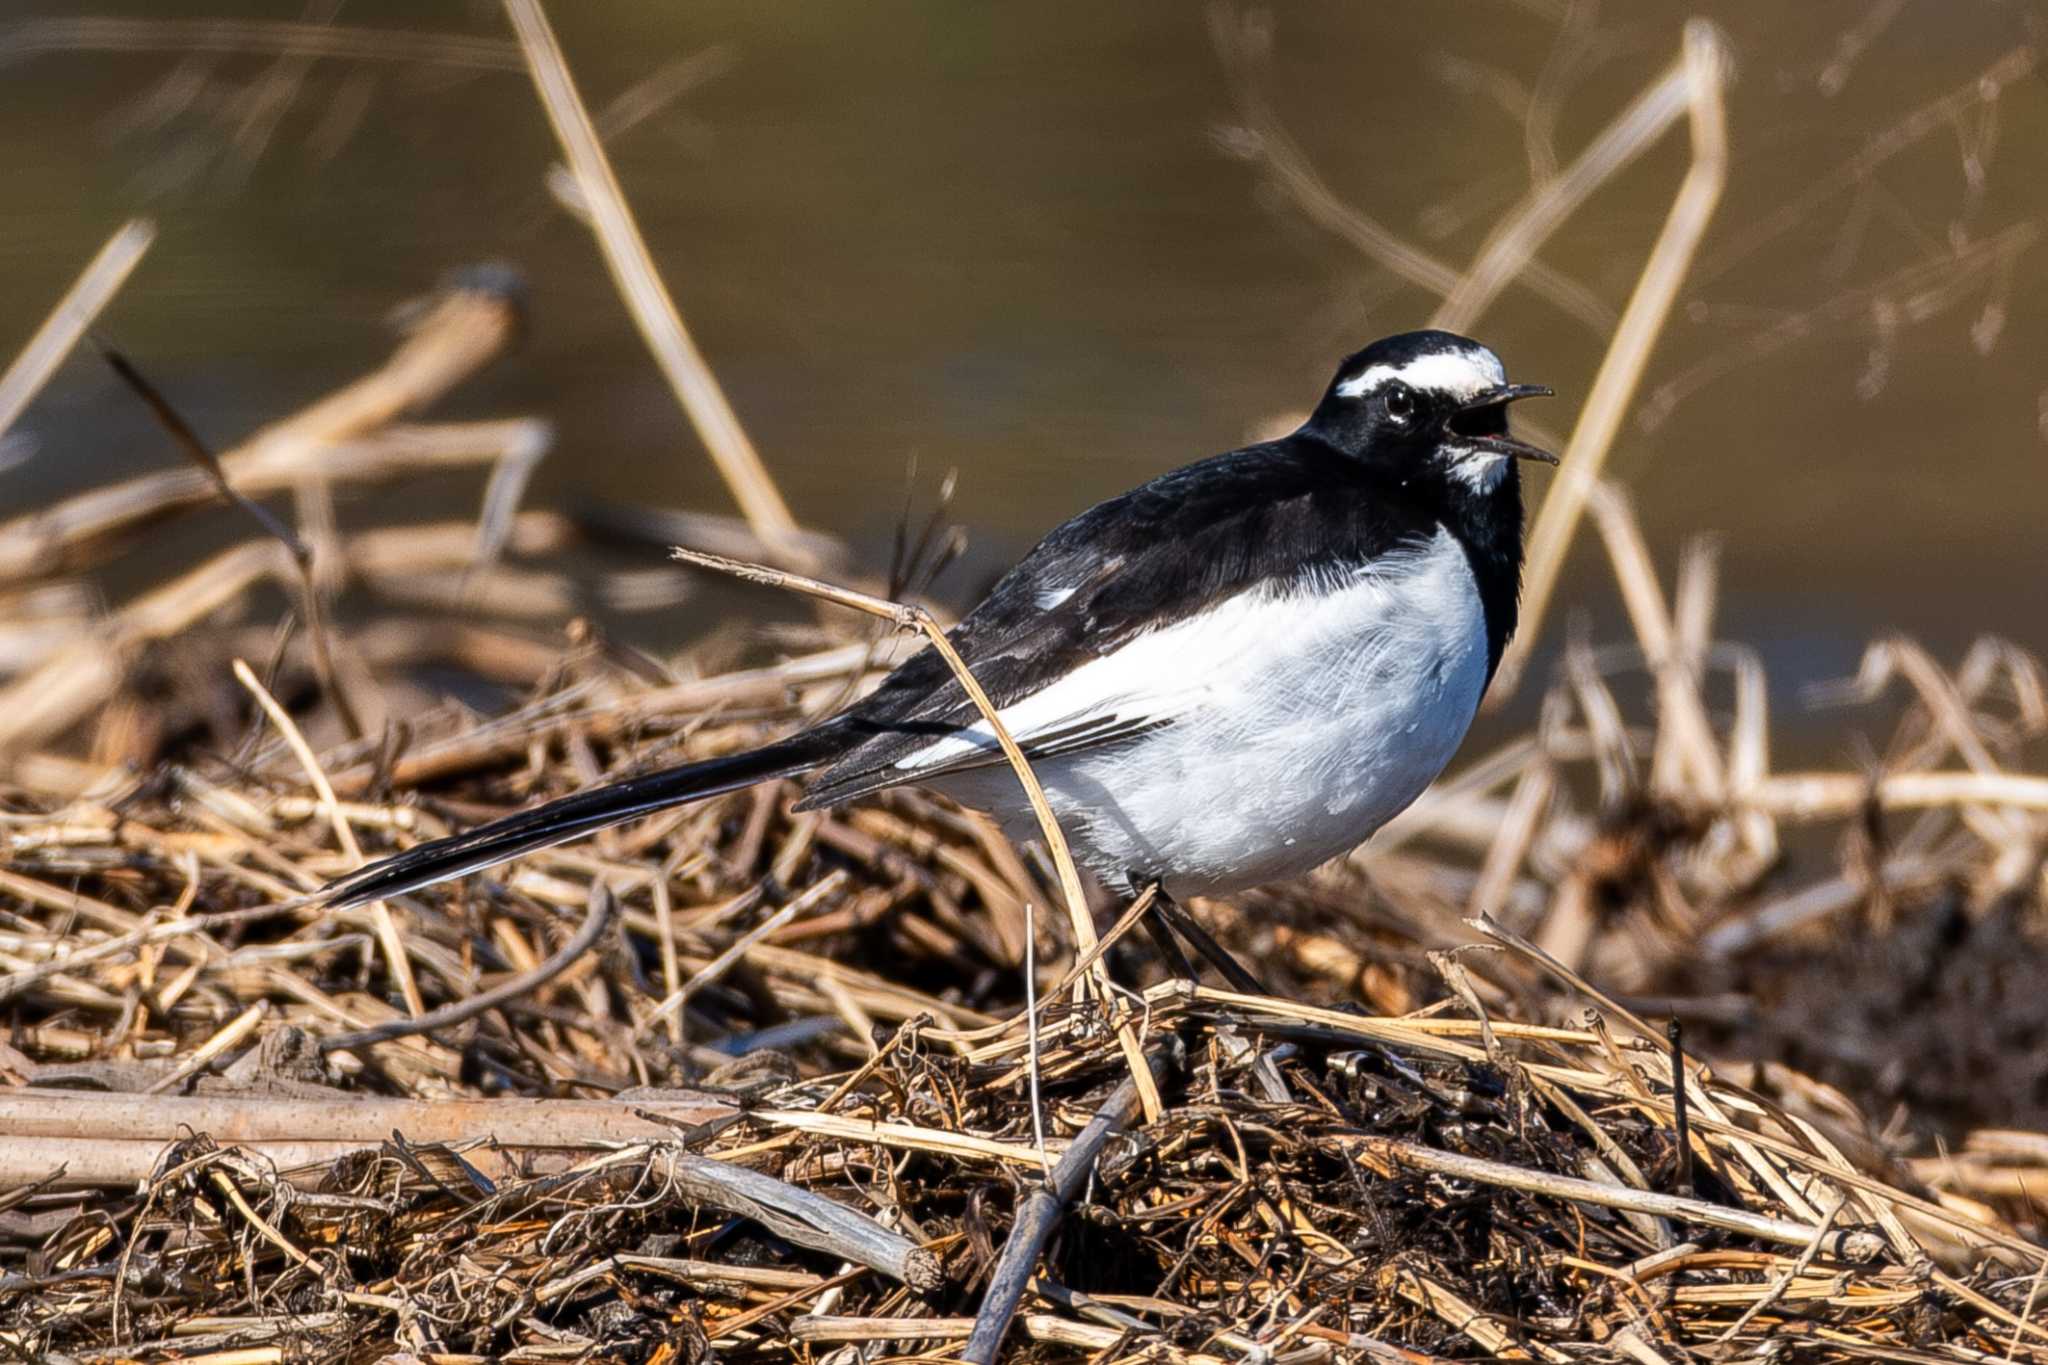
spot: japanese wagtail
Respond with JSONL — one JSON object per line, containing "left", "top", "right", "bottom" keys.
{"left": 322, "top": 330, "right": 1553, "bottom": 983}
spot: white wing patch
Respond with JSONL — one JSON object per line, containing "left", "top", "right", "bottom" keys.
{"left": 1035, "top": 586, "right": 1077, "bottom": 610}
{"left": 890, "top": 587, "right": 1281, "bottom": 773}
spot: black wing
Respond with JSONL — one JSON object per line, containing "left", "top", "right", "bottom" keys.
{"left": 796, "top": 434, "right": 1438, "bottom": 808}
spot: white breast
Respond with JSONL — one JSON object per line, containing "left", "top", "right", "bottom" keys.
{"left": 919, "top": 528, "right": 1491, "bottom": 897}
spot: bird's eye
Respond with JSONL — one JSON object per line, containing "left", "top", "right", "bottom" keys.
{"left": 1383, "top": 383, "right": 1416, "bottom": 425}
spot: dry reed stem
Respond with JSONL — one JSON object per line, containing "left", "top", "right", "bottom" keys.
{"left": 1752, "top": 770, "right": 2048, "bottom": 817}
{"left": 0, "top": 218, "right": 154, "bottom": 442}
{"left": 103, "top": 339, "right": 369, "bottom": 738}
{"left": 1432, "top": 50, "right": 1693, "bottom": 332}
{"left": 570, "top": 1144, "right": 942, "bottom": 1291}
{"left": 0, "top": 508, "right": 570, "bottom": 754}
{"left": 964, "top": 1038, "right": 1181, "bottom": 1362}
{"left": 1586, "top": 480, "right": 1725, "bottom": 801}
{"left": 1343, "top": 1135, "right": 1884, "bottom": 1259}
{"left": 1694, "top": 45, "right": 2039, "bottom": 289}
{"left": 231, "top": 658, "right": 423, "bottom": 1018}
{"left": 0, "top": 1091, "right": 737, "bottom": 1185}
{"left": 501, "top": 0, "right": 803, "bottom": 555}
{"left": 1491, "top": 21, "right": 1730, "bottom": 701}
{"left": 142, "top": 999, "right": 268, "bottom": 1094}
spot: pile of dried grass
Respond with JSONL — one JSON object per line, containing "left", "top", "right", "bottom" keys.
{"left": 4, "top": 697, "right": 2048, "bottom": 1365}
{"left": 2, "top": 300, "right": 2047, "bottom": 1356}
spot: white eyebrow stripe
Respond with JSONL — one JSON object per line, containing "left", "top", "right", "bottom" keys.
{"left": 1335, "top": 349, "right": 1505, "bottom": 399}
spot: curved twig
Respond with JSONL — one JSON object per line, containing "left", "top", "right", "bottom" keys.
{"left": 320, "top": 882, "right": 616, "bottom": 1054}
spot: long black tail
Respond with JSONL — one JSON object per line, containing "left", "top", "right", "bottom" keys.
{"left": 320, "top": 727, "right": 844, "bottom": 909}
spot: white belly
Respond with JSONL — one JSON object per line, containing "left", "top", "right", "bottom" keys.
{"left": 924, "top": 529, "right": 1491, "bottom": 897}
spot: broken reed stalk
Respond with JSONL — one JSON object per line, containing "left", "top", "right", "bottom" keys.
{"left": 0, "top": 218, "right": 154, "bottom": 443}
{"left": 0, "top": 284, "right": 519, "bottom": 580}
{"left": 500, "top": 0, "right": 804, "bottom": 557}
{"left": 97, "top": 338, "right": 367, "bottom": 740}
{"left": 0, "top": 1091, "right": 737, "bottom": 1188}
{"left": 90, "top": 344, "right": 306, "bottom": 562}
{"left": 1752, "top": 769, "right": 2048, "bottom": 816}
{"left": 669, "top": 545, "right": 1163, "bottom": 1121}
{"left": 1492, "top": 21, "right": 1730, "bottom": 701}
{"left": 1344, "top": 1135, "right": 1885, "bottom": 1260}
{"left": 0, "top": 506, "right": 567, "bottom": 757}
{"left": 1669, "top": 1018, "right": 1694, "bottom": 1197}
{"left": 577, "top": 1145, "right": 944, "bottom": 1292}
{"left": 1586, "top": 479, "right": 1725, "bottom": 800}
{"left": 963, "top": 1039, "right": 1183, "bottom": 1364}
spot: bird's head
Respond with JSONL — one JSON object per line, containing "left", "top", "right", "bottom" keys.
{"left": 1307, "top": 330, "right": 1554, "bottom": 493}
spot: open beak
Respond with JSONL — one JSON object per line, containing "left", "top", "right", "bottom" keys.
{"left": 1449, "top": 383, "right": 1557, "bottom": 464}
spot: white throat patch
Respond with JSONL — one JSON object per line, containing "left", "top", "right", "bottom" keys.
{"left": 1444, "top": 445, "right": 1510, "bottom": 493}
{"left": 1335, "top": 348, "right": 1505, "bottom": 402}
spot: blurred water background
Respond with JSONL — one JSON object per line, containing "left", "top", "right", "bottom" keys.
{"left": 3, "top": 1, "right": 2044, "bottom": 758}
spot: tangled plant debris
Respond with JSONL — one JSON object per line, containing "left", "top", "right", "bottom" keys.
{"left": 1, "top": 320, "right": 2045, "bottom": 1355}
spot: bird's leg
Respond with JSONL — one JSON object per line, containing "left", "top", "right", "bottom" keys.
{"left": 1148, "top": 886, "right": 1268, "bottom": 996}
{"left": 1138, "top": 899, "right": 1201, "bottom": 982}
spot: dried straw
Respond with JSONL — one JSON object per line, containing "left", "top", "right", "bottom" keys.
{"left": 0, "top": 218, "right": 154, "bottom": 442}
{"left": 501, "top": 0, "right": 804, "bottom": 557}
{"left": 1492, "top": 22, "right": 1731, "bottom": 700}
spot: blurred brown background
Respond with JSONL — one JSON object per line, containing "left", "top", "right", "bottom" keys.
{"left": 4, "top": 2, "right": 2043, "bottom": 750}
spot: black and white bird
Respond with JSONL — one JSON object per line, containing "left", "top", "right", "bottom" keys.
{"left": 322, "top": 330, "right": 1552, "bottom": 978}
